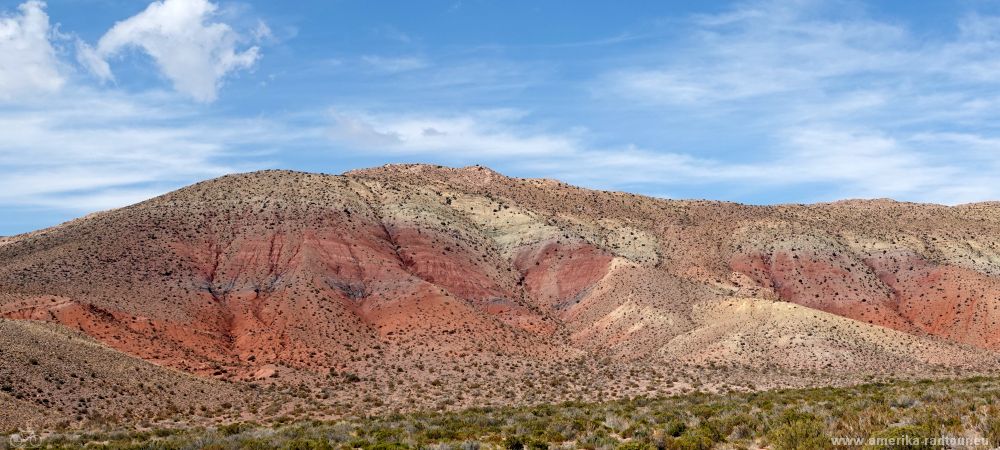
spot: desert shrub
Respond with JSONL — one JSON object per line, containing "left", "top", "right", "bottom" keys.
{"left": 688, "top": 404, "right": 720, "bottom": 421}
{"left": 218, "top": 421, "right": 257, "bottom": 436}
{"left": 665, "top": 432, "right": 713, "bottom": 450}
{"left": 16, "top": 376, "right": 1000, "bottom": 450}
{"left": 343, "top": 373, "right": 362, "bottom": 383}
{"left": 236, "top": 438, "right": 277, "bottom": 450}
{"left": 366, "top": 426, "right": 406, "bottom": 442}
{"left": 575, "top": 429, "right": 617, "bottom": 450}
{"left": 364, "top": 443, "right": 411, "bottom": 450}
{"left": 280, "top": 437, "right": 336, "bottom": 450}
{"left": 604, "top": 413, "right": 632, "bottom": 434}
{"left": 766, "top": 412, "right": 830, "bottom": 450}
{"left": 980, "top": 414, "right": 1000, "bottom": 447}
{"left": 198, "top": 444, "right": 226, "bottom": 450}
{"left": 715, "top": 412, "right": 756, "bottom": 436}
{"left": 422, "top": 426, "right": 462, "bottom": 441}
{"left": 691, "top": 423, "right": 724, "bottom": 444}
{"left": 664, "top": 419, "right": 687, "bottom": 437}
{"left": 911, "top": 410, "right": 952, "bottom": 436}
{"left": 616, "top": 441, "right": 656, "bottom": 450}
{"left": 503, "top": 435, "right": 549, "bottom": 450}
{"left": 862, "top": 425, "right": 938, "bottom": 450}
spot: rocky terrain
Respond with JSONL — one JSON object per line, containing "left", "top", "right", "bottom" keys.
{"left": 2, "top": 164, "right": 1000, "bottom": 429}
{"left": 0, "top": 319, "right": 259, "bottom": 431}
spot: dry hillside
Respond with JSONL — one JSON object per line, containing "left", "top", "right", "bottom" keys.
{"left": 0, "top": 319, "right": 261, "bottom": 430}
{"left": 2, "top": 164, "right": 1000, "bottom": 427}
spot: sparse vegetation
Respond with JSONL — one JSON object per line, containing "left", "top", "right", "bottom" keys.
{"left": 8, "top": 376, "right": 1000, "bottom": 449}
{"left": 5, "top": 167, "right": 1000, "bottom": 447}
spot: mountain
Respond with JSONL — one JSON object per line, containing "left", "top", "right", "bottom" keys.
{"left": 2, "top": 164, "right": 1000, "bottom": 426}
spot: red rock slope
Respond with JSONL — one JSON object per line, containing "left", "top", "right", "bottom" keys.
{"left": 2, "top": 165, "right": 999, "bottom": 404}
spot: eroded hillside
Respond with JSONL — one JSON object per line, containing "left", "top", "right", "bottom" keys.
{"left": 2, "top": 164, "right": 999, "bottom": 426}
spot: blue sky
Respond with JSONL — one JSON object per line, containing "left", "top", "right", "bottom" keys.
{"left": 3, "top": 0, "right": 1000, "bottom": 234}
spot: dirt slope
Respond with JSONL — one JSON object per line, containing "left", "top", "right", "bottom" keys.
{"left": 0, "top": 319, "right": 257, "bottom": 430}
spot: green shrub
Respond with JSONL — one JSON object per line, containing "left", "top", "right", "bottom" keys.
{"left": 237, "top": 438, "right": 276, "bottom": 450}
{"left": 980, "top": 412, "right": 1000, "bottom": 446}
{"left": 576, "top": 429, "right": 618, "bottom": 449}
{"left": 503, "top": 435, "right": 549, "bottom": 450}
{"left": 767, "top": 417, "right": 830, "bottom": 450}
{"left": 666, "top": 432, "right": 713, "bottom": 450}
{"left": 219, "top": 421, "right": 257, "bottom": 436}
{"left": 365, "top": 443, "right": 411, "bottom": 450}
{"left": 280, "top": 437, "right": 335, "bottom": 450}
{"left": 616, "top": 441, "right": 656, "bottom": 450}
{"left": 664, "top": 419, "right": 687, "bottom": 437}
{"left": 862, "top": 425, "right": 939, "bottom": 450}
{"left": 13, "top": 376, "right": 1000, "bottom": 450}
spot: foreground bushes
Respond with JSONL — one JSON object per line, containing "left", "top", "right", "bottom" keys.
{"left": 6, "top": 376, "right": 1000, "bottom": 449}
{"left": 766, "top": 410, "right": 830, "bottom": 450}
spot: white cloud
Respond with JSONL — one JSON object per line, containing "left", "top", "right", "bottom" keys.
{"left": 0, "top": 0, "right": 280, "bottom": 232}
{"left": 7, "top": 0, "right": 1000, "bottom": 237}
{"left": 586, "top": 0, "right": 1000, "bottom": 203}
{"left": 251, "top": 19, "right": 272, "bottom": 42}
{"left": 770, "top": 127, "right": 973, "bottom": 201}
{"left": 328, "top": 109, "right": 579, "bottom": 158}
{"left": 326, "top": 109, "right": 759, "bottom": 187}
{"left": 75, "top": 38, "right": 112, "bottom": 81}
{"left": 325, "top": 106, "right": 1000, "bottom": 204}
{"left": 82, "top": 0, "right": 261, "bottom": 102}
{"left": 0, "top": 1, "right": 64, "bottom": 101}
{"left": 361, "top": 55, "right": 429, "bottom": 73}
{"left": 611, "top": 2, "right": 909, "bottom": 105}
{"left": 0, "top": 88, "right": 309, "bottom": 212}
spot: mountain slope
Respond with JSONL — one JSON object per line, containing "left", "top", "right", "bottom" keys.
{"left": 2, "top": 164, "right": 999, "bottom": 422}
{"left": 0, "top": 319, "right": 257, "bottom": 430}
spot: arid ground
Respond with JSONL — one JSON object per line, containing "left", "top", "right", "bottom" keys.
{"left": 3, "top": 164, "right": 1000, "bottom": 432}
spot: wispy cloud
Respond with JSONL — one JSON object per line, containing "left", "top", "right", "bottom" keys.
{"left": 328, "top": 109, "right": 578, "bottom": 158}
{"left": 324, "top": 109, "right": 763, "bottom": 191}
{"left": 325, "top": 107, "right": 1000, "bottom": 204}
{"left": 360, "top": 55, "right": 429, "bottom": 73}
{"left": 318, "top": 0, "right": 1000, "bottom": 204}
{"left": 617, "top": 3, "right": 910, "bottom": 104}
{"left": 370, "top": 24, "right": 414, "bottom": 44}
{"left": 0, "top": 88, "right": 311, "bottom": 212}
{"left": 7, "top": 0, "right": 1000, "bottom": 236}
{"left": 596, "top": 0, "right": 1000, "bottom": 203}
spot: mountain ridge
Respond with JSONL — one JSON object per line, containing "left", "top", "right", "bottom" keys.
{"left": 3, "top": 164, "right": 1000, "bottom": 427}
{"left": 7, "top": 164, "right": 996, "bottom": 243}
